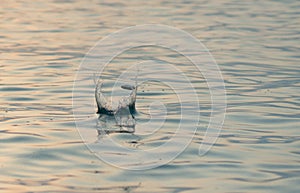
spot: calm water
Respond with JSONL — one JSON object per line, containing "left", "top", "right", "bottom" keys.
{"left": 1, "top": 0, "right": 300, "bottom": 192}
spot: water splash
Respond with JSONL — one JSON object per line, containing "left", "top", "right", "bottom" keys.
{"left": 95, "top": 79, "right": 137, "bottom": 133}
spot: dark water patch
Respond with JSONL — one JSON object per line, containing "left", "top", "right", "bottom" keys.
{"left": 0, "top": 87, "right": 37, "bottom": 92}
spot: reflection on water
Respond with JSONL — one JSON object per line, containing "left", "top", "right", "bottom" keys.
{"left": 97, "top": 113, "right": 135, "bottom": 135}
{"left": 1, "top": 0, "right": 300, "bottom": 192}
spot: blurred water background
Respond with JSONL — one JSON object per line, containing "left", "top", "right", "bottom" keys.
{"left": 1, "top": 0, "right": 300, "bottom": 192}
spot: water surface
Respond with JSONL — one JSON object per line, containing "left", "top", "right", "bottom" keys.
{"left": 1, "top": 0, "right": 300, "bottom": 192}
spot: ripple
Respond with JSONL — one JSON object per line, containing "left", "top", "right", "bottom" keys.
{"left": 1, "top": 0, "right": 300, "bottom": 192}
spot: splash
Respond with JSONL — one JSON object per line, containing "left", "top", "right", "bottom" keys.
{"left": 95, "top": 79, "right": 137, "bottom": 133}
